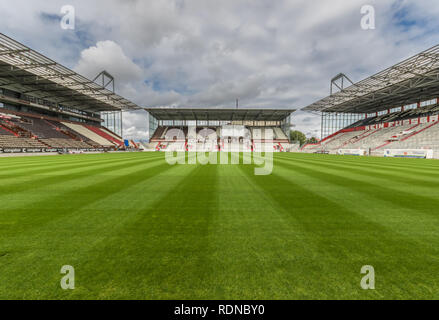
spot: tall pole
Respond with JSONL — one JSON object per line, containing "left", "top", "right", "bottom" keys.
{"left": 120, "top": 110, "right": 123, "bottom": 138}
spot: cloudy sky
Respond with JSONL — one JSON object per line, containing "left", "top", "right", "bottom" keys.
{"left": 1, "top": 0, "right": 438, "bottom": 139}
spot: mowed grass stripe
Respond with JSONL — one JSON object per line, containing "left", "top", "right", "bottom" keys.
{"left": 0, "top": 155, "right": 166, "bottom": 198}
{"left": 0, "top": 153, "right": 122, "bottom": 169}
{"left": 239, "top": 163, "right": 386, "bottom": 299}
{"left": 0, "top": 157, "right": 166, "bottom": 205}
{"left": 283, "top": 153, "right": 439, "bottom": 174}
{"left": 0, "top": 156, "right": 173, "bottom": 235}
{"left": 241, "top": 160, "right": 439, "bottom": 299}
{"left": 276, "top": 155, "right": 439, "bottom": 193}
{"left": 279, "top": 154, "right": 439, "bottom": 180}
{"left": 209, "top": 164, "right": 331, "bottom": 299}
{"left": 283, "top": 153, "right": 439, "bottom": 175}
{"left": 272, "top": 158, "right": 439, "bottom": 246}
{"left": 0, "top": 161, "right": 192, "bottom": 299}
{"left": 0, "top": 153, "right": 164, "bottom": 175}
{"left": 274, "top": 156, "right": 439, "bottom": 212}
{"left": 330, "top": 155, "right": 439, "bottom": 169}
{"left": 59, "top": 164, "right": 217, "bottom": 300}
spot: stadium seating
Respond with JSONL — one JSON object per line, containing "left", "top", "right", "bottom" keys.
{"left": 151, "top": 127, "right": 189, "bottom": 142}
{"left": 149, "top": 125, "right": 289, "bottom": 153}
{"left": 101, "top": 127, "right": 124, "bottom": 143}
{"left": 253, "top": 142, "right": 276, "bottom": 152}
{"left": 274, "top": 128, "right": 288, "bottom": 141}
{"left": 251, "top": 127, "right": 276, "bottom": 141}
{"left": 0, "top": 124, "right": 15, "bottom": 136}
{"left": 138, "top": 142, "right": 157, "bottom": 151}
{"left": 85, "top": 125, "right": 124, "bottom": 147}
{"left": 381, "top": 122, "right": 439, "bottom": 151}
{"left": 288, "top": 143, "right": 301, "bottom": 152}
{"left": 302, "top": 110, "right": 439, "bottom": 157}
{"left": 14, "top": 117, "right": 68, "bottom": 139}
{"left": 165, "top": 128, "right": 186, "bottom": 141}
{"left": 46, "top": 120, "right": 100, "bottom": 148}
{"left": 151, "top": 127, "right": 166, "bottom": 141}
{"left": 0, "top": 135, "right": 46, "bottom": 149}
{"left": 157, "top": 142, "right": 168, "bottom": 151}
{"left": 167, "top": 141, "right": 187, "bottom": 152}
{"left": 251, "top": 128, "right": 262, "bottom": 140}
{"left": 223, "top": 141, "right": 246, "bottom": 152}
{"left": 0, "top": 109, "right": 123, "bottom": 150}
{"left": 0, "top": 118, "right": 33, "bottom": 137}
{"left": 197, "top": 127, "right": 217, "bottom": 140}
{"left": 347, "top": 103, "right": 439, "bottom": 129}
{"left": 40, "top": 138, "right": 92, "bottom": 149}
{"left": 62, "top": 122, "right": 115, "bottom": 147}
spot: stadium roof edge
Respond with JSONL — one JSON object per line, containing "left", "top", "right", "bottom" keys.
{"left": 144, "top": 107, "right": 295, "bottom": 121}
{"left": 0, "top": 33, "right": 141, "bottom": 113}
{"left": 303, "top": 44, "right": 439, "bottom": 114}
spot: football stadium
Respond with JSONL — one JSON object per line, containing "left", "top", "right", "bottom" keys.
{"left": 1, "top": 25, "right": 439, "bottom": 302}
{"left": 301, "top": 44, "right": 439, "bottom": 160}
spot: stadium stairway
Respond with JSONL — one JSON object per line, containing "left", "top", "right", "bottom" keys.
{"left": 1, "top": 119, "right": 33, "bottom": 137}
{"left": 101, "top": 127, "right": 124, "bottom": 144}
{"left": 400, "top": 122, "right": 438, "bottom": 142}
{"left": 62, "top": 122, "right": 114, "bottom": 147}
{"left": 0, "top": 123, "right": 18, "bottom": 136}
{"left": 351, "top": 128, "right": 382, "bottom": 145}
{"left": 151, "top": 127, "right": 166, "bottom": 141}
{"left": 48, "top": 121, "right": 97, "bottom": 147}
{"left": 372, "top": 124, "right": 420, "bottom": 151}
{"left": 341, "top": 129, "right": 373, "bottom": 147}
{"left": 274, "top": 128, "right": 289, "bottom": 141}
{"left": 0, "top": 109, "right": 129, "bottom": 150}
{"left": 85, "top": 125, "right": 124, "bottom": 147}
{"left": 44, "top": 120, "right": 81, "bottom": 141}
{"left": 375, "top": 121, "right": 439, "bottom": 150}
{"left": 17, "top": 117, "right": 76, "bottom": 141}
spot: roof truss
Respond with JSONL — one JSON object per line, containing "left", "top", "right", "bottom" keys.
{"left": 144, "top": 108, "right": 295, "bottom": 122}
{"left": 304, "top": 44, "right": 439, "bottom": 114}
{"left": 0, "top": 33, "right": 140, "bottom": 112}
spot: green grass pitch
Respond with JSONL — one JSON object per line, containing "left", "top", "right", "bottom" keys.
{"left": 0, "top": 152, "right": 438, "bottom": 300}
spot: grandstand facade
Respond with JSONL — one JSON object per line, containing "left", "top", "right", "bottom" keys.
{"left": 144, "top": 108, "right": 295, "bottom": 152}
{"left": 302, "top": 44, "right": 439, "bottom": 159}
{"left": 0, "top": 33, "right": 141, "bottom": 154}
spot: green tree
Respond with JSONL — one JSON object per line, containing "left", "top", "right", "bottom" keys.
{"left": 290, "top": 130, "right": 307, "bottom": 146}
{"left": 306, "top": 137, "right": 319, "bottom": 145}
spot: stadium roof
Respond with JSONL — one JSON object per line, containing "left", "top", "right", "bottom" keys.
{"left": 303, "top": 44, "right": 439, "bottom": 114}
{"left": 144, "top": 108, "right": 295, "bottom": 121}
{"left": 0, "top": 33, "right": 140, "bottom": 112}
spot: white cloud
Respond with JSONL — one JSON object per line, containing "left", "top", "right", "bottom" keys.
{"left": 75, "top": 40, "right": 143, "bottom": 84}
{"left": 1, "top": 0, "right": 438, "bottom": 139}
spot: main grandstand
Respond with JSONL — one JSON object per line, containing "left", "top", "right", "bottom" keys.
{"left": 302, "top": 44, "right": 439, "bottom": 159}
{"left": 0, "top": 33, "right": 140, "bottom": 154}
{"left": 144, "top": 107, "right": 295, "bottom": 152}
